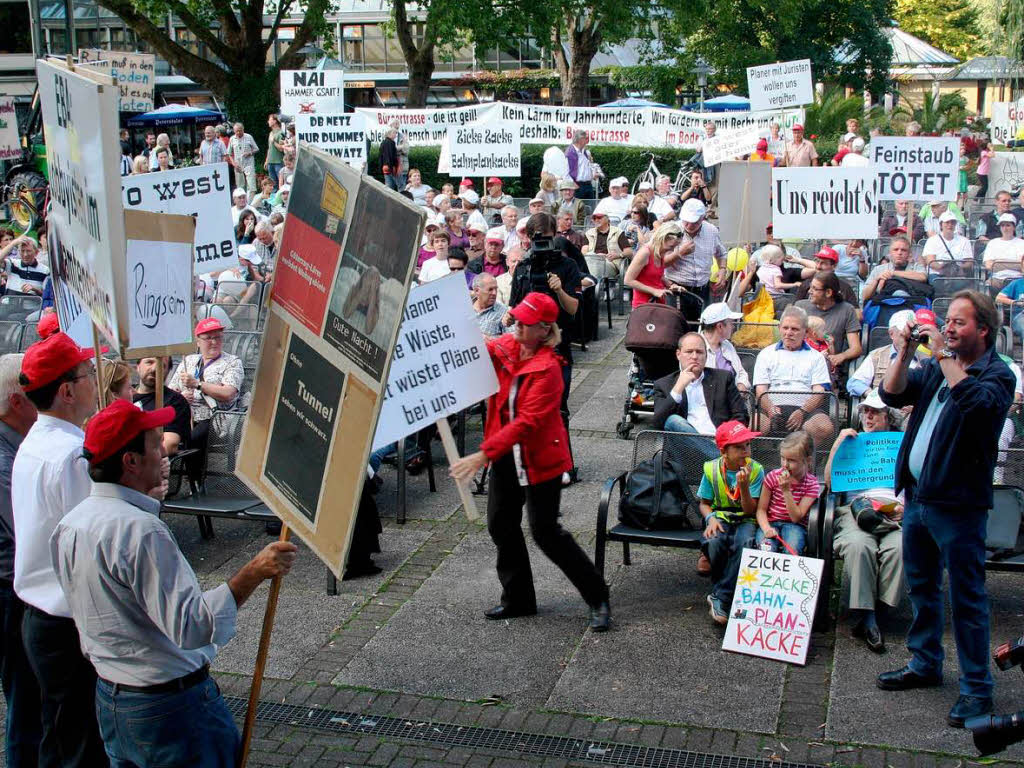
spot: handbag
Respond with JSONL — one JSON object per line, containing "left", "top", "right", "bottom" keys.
{"left": 850, "top": 496, "right": 900, "bottom": 535}
{"left": 618, "top": 449, "right": 695, "bottom": 530}
{"left": 624, "top": 302, "right": 687, "bottom": 352}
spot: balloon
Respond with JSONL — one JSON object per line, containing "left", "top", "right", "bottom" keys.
{"left": 727, "top": 247, "right": 749, "bottom": 272}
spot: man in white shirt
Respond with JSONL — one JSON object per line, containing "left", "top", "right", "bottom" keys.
{"left": 230, "top": 188, "right": 250, "bottom": 227}
{"left": 13, "top": 332, "right": 105, "bottom": 767}
{"left": 923, "top": 211, "right": 974, "bottom": 279}
{"left": 227, "top": 122, "right": 259, "bottom": 195}
{"left": 459, "top": 190, "right": 488, "bottom": 232}
{"left": 593, "top": 177, "right": 632, "bottom": 224}
{"left": 752, "top": 305, "right": 834, "bottom": 444}
{"left": 419, "top": 231, "right": 452, "bottom": 284}
{"left": 499, "top": 205, "right": 520, "bottom": 253}
{"left": 983, "top": 214, "right": 1024, "bottom": 286}
{"left": 4, "top": 236, "right": 49, "bottom": 296}
{"left": 637, "top": 181, "right": 674, "bottom": 222}
{"left": 842, "top": 137, "right": 870, "bottom": 167}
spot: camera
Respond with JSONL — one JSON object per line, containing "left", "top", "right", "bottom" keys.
{"left": 967, "top": 636, "right": 1024, "bottom": 755}
{"left": 522, "top": 236, "right": 558, "bottom": 293}
{"left": 908, "top": 327, "right": 927, "bottom": 345}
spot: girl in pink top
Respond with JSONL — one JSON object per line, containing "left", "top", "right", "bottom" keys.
{"left": 976, "top": 138, "right": 994, "bottom": 202}
{"left": 755, "top": 431, "right": 820, "bottom": 554}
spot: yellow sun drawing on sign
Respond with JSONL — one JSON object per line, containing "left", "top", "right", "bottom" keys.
{"left": 737, "top": 568, "right": 759, "bottom": 586}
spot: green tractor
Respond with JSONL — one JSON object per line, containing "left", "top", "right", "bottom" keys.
{"left": 1, "top": 88, "right": 48, "bottom": 235}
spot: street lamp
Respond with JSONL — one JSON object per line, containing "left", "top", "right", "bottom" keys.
{"left": 691, "top": 58, "right": 712, "bottom": 113}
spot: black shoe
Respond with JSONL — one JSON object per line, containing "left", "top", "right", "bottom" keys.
{"left": 484, "top": 604, "right": 537, "bottom": 620}
{"left": 589, "top": 601, "right": 611, "bottom": 632}
{"left": 406, "top": 454, "right": 427, "bottom": 475}
{"left": 948, "top": 695, "right": 993, "bottom": 728}
{"left": 877, "top": 665, "right": 943, "bottom": 691}
{"left": 265, "top": 520, "right": 282, "bottom": 536}
{"left": 852, "top": 622, "right": 886, "bottom": 654}
{"left": 343, "top": 561, "right": 383, "bottom": 581}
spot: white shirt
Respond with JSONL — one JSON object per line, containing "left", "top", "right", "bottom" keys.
{"left": 923, "top": 233, "right": 973, "bottom": 271}
{"left": 5, "top": 258, "right": 49, "bottom": 294}
{"left": 841, "top": 153, "right": 869, "bottom": 167}
{"left": 594, "top": 194, "right": 632, "bottom": 224}
{"left": 983, "top": 238, "right": 1024, "bottom": 279}
{"left": 668, "top": 373, "right": 716, "bottom": 435}
{"left": 418, "top": 257, "right": 451, "bottom": 284}
{"left": 501, "top": 227, "right": 520, "bottom": 253}
{"left": 13, "top": 414, "right": 92, "bottom": 616}
{"left": 648, "top": 196, "right": 674, "bottom": 221}
{"left": 752, "top": 342, "right": 831, "bottom": 408}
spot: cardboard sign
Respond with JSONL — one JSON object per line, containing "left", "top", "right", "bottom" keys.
{"left": 447, "top": 124, "right": 521, "bottom": 177}
{"left": 702, "top": 125, "right": 762, "bottom": 167}
{"left": 78, "top": 49, "right": 155, "bottom": 113}
{"left": 122, "top": 163, "right": 236, "bottom": 275}
{"left": 360, "top": 104, "right": 501, "bottom": 145}
{"left": 718, "top": 161, "right": 772, "bottom": 245}
{"left": 771, "top": 167, "right": 878, "bottom": 239}
{"left": 990, "top": 152, "right": 1024, "bottom": 197}
{"left": 38, "top": 57, "right": 126, "bottom": 348}
{"left": 279, "top": 70, "right": 345, "bottom": 117}
{"left": 123, "top": 209, "right": 196, "bottom": 357}
{"left": 991, "top": 101, "right": 1024, "bottom": 146}
{"left": 746, "top": 59, "right": 813, "bottom": 112}
{"left": 50, "top": 274, "right": 93, "bottom": 349}
{"left": 829, "top": 431, "right": 902, "bottom": 493}
{"left": 870, "top": 137, "right": 959, "bottom": 201}
{"left": 0, "top": 98, "right": 20, "bottom": 160}
{"left": 293, "top": 113, "right": 366, "bottom": 168}
{"left": 372, "top": 275, "right": 498, "bottom": 450}
{"left": 722, "top": 548, "right": 824, "bottom": 665}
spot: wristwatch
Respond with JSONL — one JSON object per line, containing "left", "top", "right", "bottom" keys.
{"left": 935, "top": 347, "right": 954, "bottom": 361}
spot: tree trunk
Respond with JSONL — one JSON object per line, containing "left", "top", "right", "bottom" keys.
{"left": 551, "top": 13, "right": 599, "bottom": 106}
{"left": 406, "top": 50, "right": 435, "bottom": 108}
{"left": 563, "top": 52, "right": 592, "bottom": 106}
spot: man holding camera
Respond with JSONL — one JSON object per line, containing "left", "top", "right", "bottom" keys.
{"left": 879, "top": 291, "right": 1014, "bottom": 728}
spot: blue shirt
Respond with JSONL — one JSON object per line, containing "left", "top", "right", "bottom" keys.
{"left": 999, "top": 278, "right": 1024, "bottom": 319}
{"left": 907, "top": 383, "right": 949, "bottom": 481}
{"left": 698, "top": 461, "right": 765, "bottom": 519}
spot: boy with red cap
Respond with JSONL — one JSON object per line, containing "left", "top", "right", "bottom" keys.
{"left": 698, "top": 420, "right": 765, "bottom": 625}
{"left": 51, "top": 400, "right": 297, "bottom": 766}
{"left": 12, "top": 332, "right": 106, "bottom": 766}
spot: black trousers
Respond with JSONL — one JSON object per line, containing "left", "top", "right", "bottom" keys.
{"left": 486, "top": 454, "right": 607, "bottom": 611}
{"left": 0, "top": 583, "right": 41, "bottom": 767}
{"left": 21, "top": 606, "right": 108, "bottom": 768}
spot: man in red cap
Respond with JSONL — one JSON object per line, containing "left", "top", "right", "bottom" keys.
{"left": 51, "top": 400, "right": 297, "bottom": 766}
{"left": 482, "top": 176, "right": 512, "bottom": 220}
{"left": 748, "top": 138, "right": 775, "bottom": 164}
{"left": 12, "top": 332, "right": 105, "bottom": 766}
{"left": 795, "top": 246, "right": 859, "bottom": 306}
{"left": 781, "top": 124, "right": 818, "bottom": 167}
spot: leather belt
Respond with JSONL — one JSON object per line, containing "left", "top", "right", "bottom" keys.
{"left": 104, "top": 664, "right": 209, "bottom": 695}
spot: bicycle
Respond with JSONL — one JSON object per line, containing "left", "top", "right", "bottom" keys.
{"left": 0, "top": 182, "right": 43, "bottom": 235}
{"left": 631, "top": 154, "right": 661, "bottom": 195}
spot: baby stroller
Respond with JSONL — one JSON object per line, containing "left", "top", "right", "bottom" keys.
{"left": 616, "top": 299, "right": 690, "bottom": 439}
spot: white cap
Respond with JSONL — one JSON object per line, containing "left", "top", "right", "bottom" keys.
{"left": 529, "top": 195, "right": 547, "bottom": 205}
{"left": 485, "top": 227, "right": 505, "bottom": 243}
{"left": 467, "top": 220, "right": 487, "bottom": 233}
{"left": 938, "top": 211, "right": 958, "bottom": 223}
{"left": 610, "top": 176, "right": 628, "bottom": 187}
{"left": 999, "top": 213, "right": 1017, "bottom": 225}
{"left": 843, "top": 132, "right": 858, "bottom": 142}
{"left": 279, "top": 184, "right": 291, "bottom": 194}
{"left": 851, "top": 137, "right": 865, "bottom": 152}
{"left": 888, "top": 309, "right": 915, "bottom": 331}
{"left": 860, "top": 389, "right": 886, "bottom": 411}
{"left": 238, "top": 243, "right": 258, "bottom": 262}
{"left": 460, "top": 189, "right": 480, "bottom": 205}
{"left": 699, "top": 302, "right": 743, "bottom": 326}
{"left": 233, "top": 188, "right": 247, "bottom": 198}
{"left": 680, "top": 198, "right": 707, "bottom": 223}
{"left": 637, "top": 181, "right": 653, "bottom": 191}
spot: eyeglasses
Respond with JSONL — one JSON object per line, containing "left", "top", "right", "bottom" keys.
{"left": 199, "top": 333, "right": 224, "bottom": 342}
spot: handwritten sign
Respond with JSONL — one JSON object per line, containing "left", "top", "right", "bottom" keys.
{"left": 78, "top": 49, "right": 155, "bottom": 113}
{"left": 771, "top": 167, "right": 879, "bottom": 239}
{"left": 723, "top": 548, "right": 823, "bottom": 665}
{"left": 293, "top": 113, "right": 366, "bottom": 169}
{"left": 746, "top": 59, "right": 813, "bottom": 112}
{"left": 870, "top": 137, "right": 959, "bottom": 202}
{"left": 701, "top": 124, "right": 762, "bottom": 167}
{"left": 279, "top": 69, "right": 344, "bottom": 117}
{"left": 372, "top": 275, "right": 498, "bottom": 450}
{"left": 447, "top": 124, "right": 521, "bottom": 177}
{"left": 829, "top": 431, "right": 902, "bottom": 493}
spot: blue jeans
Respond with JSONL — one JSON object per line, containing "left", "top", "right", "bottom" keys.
{"left": 1012, "top": 312, "right": 1024, "bottom": 341}
{"left": 266, "top": 162, "right": 282, "bottom": 187}
{"left": 663, "top": 415, "right": 719, "bottom": 462}
{"left": 702, "top": 519, "right": 756, "bottom": 604}
{"left": 902, "top": 498, "right": 992, "bottom": 697}
{"left": 95, "top": 676, "right": 238, "bottom": 767}
{"left": 369, "top": 438, "right": 422, "bottom": 472}
{"left": 755, "top": 522, "right": 807, "bottom": 555}
{"left": 0, "top": 584, "right": 41, "bottom": 767}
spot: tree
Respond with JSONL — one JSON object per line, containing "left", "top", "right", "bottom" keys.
{"left": 893, "top": 0, "right": 984, "bottom": 61}
{"left": 95, "top": 0, "right": 333, "bottom": 142}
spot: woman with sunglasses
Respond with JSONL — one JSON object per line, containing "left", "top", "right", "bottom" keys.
{"left": 623, "top": 222, "right": 685, "bottom": 309}
{"left": 450, "top": 292, "right": 611, "bottom": 631}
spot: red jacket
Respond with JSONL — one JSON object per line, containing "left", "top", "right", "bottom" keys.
{"left": 480, "top": 334, "right": 571, "bottom": 485}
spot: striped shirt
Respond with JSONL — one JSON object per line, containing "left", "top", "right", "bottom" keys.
{"left": 663, "top": 220, "right": 726, "bottom": 287}
{"left": 6, "top": 258, "right": 49, "bottom": 295}
{"left": 762, "top": 468, "right": 820, "bottom": 525}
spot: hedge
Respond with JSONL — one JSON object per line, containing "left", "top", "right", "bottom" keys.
{"left": 365, "top": 144, "right": 696, "bottom": 197}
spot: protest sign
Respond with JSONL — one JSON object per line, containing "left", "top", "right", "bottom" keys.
{"left": 293, "top": 113, "right": 366, "bottom": 168}
{"left": 718, "top": 161, "right": 772, "bottom": 245}
{"left": 49, "top": 271, "right": 93, "bottom": 349}
{"left": 122, "top": 163, "right": 236, "bottom": 275}
{"left": 447, "top": 124, "right": 521, "bottom": 177}
{"left": 279, "top": 69, "right": 345, "bottom": 116}
{"left": 373, "top": 275, "right": 498, "bottom": 450}
{"left": 870, "top": 137, "right": 959, "bottom": 201}
{"left": 123, "top": 209, "right": 196, "bottom": 358}
{"left": 722, "top": 548, "right": 824, "bottom": 665}
{"left": 991, "top": 101, "right": 1024, "bottom": 146}
{"left": 746, "top": 59, "right": 813, "bottom": 112}
{"left": 702, "top": 125, "right": 762, "bottom": 167}
{"left": 989, "top": 151, "right": 1024, "bottom": 196}
{"left": 829, "top": 431, "right": 902, "bottom": 493}
{"left": 38, "top": 57, "right": 126, "bottom": 348}
{"left": 78, "top": 49, "right": 155, "bottom": 112}
{"left": 359, "top": 104, "right": 497, "bottom": 145}
{"left": 0, "top": 98, "right": 20, "bottom": 160}
{"left": 771, "top": 167, "right": 878, "bottom": 239}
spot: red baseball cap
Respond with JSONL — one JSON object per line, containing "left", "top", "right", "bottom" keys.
{"left": 914, "top": 308, "right": 939, "bottom": 328}
{"left": 815, "top": 246, "right": 839, "bottom": 263}
{"left": 486, "top": 177, "right": 503, "bottom": 187}
{"left": 756, "top": 138, "right": 768, "bottom": 151}
{"left": 459, "top": 178, "right": 474, "bottom": 188}
{"left": 715, "top": 420, "right": 760, "bottom": 451}
{"left": 84, "top": 399, "right": 175, "bottom": 464}
{"left": 36, "top": 312, "right": 60, "bottom": 340}
{"left": 510, "top": 292, "right": 559, "bottom": 325}
{"left": 792, "top": 124, "right": 805, "bottom": 131}
{"left": 21, "top": 332, "right": 101, "bottom": 392}
{"left": 195, "top": 317, "right": 225, "bottom": 337}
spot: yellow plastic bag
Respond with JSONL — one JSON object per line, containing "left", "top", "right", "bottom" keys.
{"left": 731, "top": 286, "right": 779, "bottom": 350}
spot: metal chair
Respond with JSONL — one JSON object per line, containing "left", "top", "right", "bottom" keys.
{"left": 221, "top": 330, "right": 263, "bottom": 368}
{"left": 0, "top": 295, "right": 41, "bottom": 322}
{"left": 0, "top": 321, "right": 23, "bottom": 354}
{"left": 867, "top": 326, "right": 890, "bottom": 353}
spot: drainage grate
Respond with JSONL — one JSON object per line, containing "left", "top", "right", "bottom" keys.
{"left": 224, "top": 696, "right": 821, "bottom": 768}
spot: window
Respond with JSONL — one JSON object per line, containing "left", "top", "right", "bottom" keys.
{"left": 362, "top": 26, "right": 385, "bottom": 68}
{"left": 0, "top": 2, "right": 31, "bottom": 54}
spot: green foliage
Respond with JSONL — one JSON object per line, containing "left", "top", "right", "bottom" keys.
{"left": 595, "top": 65, "right": 683, "bottom": 106}
{"left": 454, "top": 69, "right": 560, "bottom": 96}
{"left": 998, "top": 0, "right": 1024, "bottom": 59}
{"left": 366, "top": 144, "right": 695, "bottom": 197}
{"left": 224, "top": 70, "right": 281, "bottom": 174}
{"left": 804, "top": 88, "right": 866, "bottom": 138}
{"left": 891, "top": 90, "right": 969, "bottom": 134}
{"left": 894, "top": 0, "right": 984, "bottom": 60}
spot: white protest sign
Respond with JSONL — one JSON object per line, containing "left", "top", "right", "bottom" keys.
{"left": 772, "top": 166, "right": 878, "bottom": 239}
{"left": 722, "top": 548, "right": 824, "bottom": 665}
{"left": 447, "top": 124, "right": 521, "bottom": 177}
{"left": 78, "top": 49, "right": 156, "bottom": 113}
{"left": 870, "top": 136, "right": 959, "bottom": 201}
{"left": 746, "top": 59, "right": 813, "bottom": 112}
{"left": 50, "top": 272, "right": 93, "bottom": 349}
{"left": 702, "top": 125, "right": 762, "bottom": 167}
{"left": 0, "top": 98, "right": 20, "bottom": 160}
{"left": 991, "top": 101, "right": 1024, "bottom": 146}
{"left": 372, "top": 274, "right": 498, "bottom": 451}
{"left": 293, "top": 113, "right": 366, "bottom": 168}
{"left": 122, "top": 163, "right": 236, "bottom": 275}
{"left": 127, "top": 238, "right": 193, "bottom": 352}
{"left": 990, "top": 152, "right": 1024, "bottom": 196}
{"left": 38, "top": 57, "right": 126, "bottom": 348}
{"left": 359, "top": 104, "right": 502, "bottom": 146}
{"left": 279, "top": 70, "right": 344, "bottom": 117}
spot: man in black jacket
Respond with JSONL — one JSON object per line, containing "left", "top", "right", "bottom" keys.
{"left": 652, "top": 333, "right": 747, "bottom": 460}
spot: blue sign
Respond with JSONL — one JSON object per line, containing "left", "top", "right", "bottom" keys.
{"left": 830, "top": 431, "right": 903, "bottom": 493}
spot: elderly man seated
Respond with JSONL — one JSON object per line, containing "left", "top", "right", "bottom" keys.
{"left": 848, "top": 310, "right": 924, "bottom": 397}
{"left": 878, "top": 200, "right": 926, "bottom": 240}
{"left": 471, "top": 273, "right": 507, "bottom": 339}
{"left": 752, "top": 305, "right": 835, "bottom": 445}
{"left": 592, "top": 177, "right": 632, "bottom": 224}
{"left": 795, "top": 271, "right": 862, "bottom": 383}
{"left": 467, "top": 229, "right": 508, "bottom": 278}
{"left": 554, "top": 180, "right": 588, "bottom": 226}
{"left": 862, "top": 236, "right": 927, "bottom": 302}
{"left": 581, "top": 210, "right": 633, "bottom": 280}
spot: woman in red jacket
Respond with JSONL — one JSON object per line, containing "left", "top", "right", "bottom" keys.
{"left": 451, "top": 293, "right": 610, "bottom": 631}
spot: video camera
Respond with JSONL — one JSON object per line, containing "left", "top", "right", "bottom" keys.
{"left": 967, "top": 636, "right": 1024, "bottom": 755}
{"left": 521, "top": 236, "right": 559, "bottom": 294}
